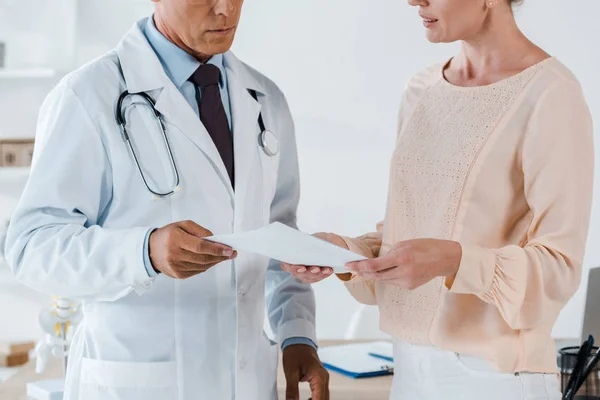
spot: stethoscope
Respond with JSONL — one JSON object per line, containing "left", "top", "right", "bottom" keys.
{"left": 115, "top": 89, "right": 279, "bottom": 199}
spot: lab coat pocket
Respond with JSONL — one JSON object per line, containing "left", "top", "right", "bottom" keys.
{"left": 78, "top": 358, "right": 178, "bottom": 400}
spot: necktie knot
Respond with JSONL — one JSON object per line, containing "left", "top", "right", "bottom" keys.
{"left": 189, "top": 64, "right": 221, "bottom": 88}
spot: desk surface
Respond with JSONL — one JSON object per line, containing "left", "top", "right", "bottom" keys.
{"left": 0, "top": 340, "right": 392, "bottom": 400}
{"left": 0, "top": 358, "right": 63, "bottom": 400}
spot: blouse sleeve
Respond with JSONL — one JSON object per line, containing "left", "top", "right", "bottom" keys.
{"left": 447, "top": 79, "right": 594, "bottom": 330}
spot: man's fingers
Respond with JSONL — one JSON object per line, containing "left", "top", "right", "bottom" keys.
{"left": 176, "top": 221, "right": 235, "bottom": 256}
{"left": 308, "top": 371, "right": 329, "bottom": 400}
{"left": 180, "top": 261, "right": 221, "bottom": 271}
{"left": 196, "top": 239, "right": 235, "bottom": 257}
{"left": 178, "top": 233, "right": 235, "bottom": 257}
{"left": 168, "top": 259, "right": 226, "bottom": 279}
{"left": 285, "top": 370, "right": 300, "bottom": 400}
{"left": 178, "top": 251, "right": 233, "bottom": 266}
{"left": 177, "top": 220, "right": 213, "bottom": 238}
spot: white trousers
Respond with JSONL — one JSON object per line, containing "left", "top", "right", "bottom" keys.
{"left": 390, "top": 340, "right": 562, "bottom": 400}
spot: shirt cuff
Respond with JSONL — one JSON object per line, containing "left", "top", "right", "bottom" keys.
{"left": 281, "top": 337, "right": 318, "bottom": 351}
{"left": 276, "top": 319, "right": 317, "bottom": 346}
{"left": 340, "top": 236, "right": 375, "bottom": 259}
{"left": 143, "top": 229, "right": 158, "bottom": 277}
{"left": 447, "top": 243, "right": 496, "bottom": 294}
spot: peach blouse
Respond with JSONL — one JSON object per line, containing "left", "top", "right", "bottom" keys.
{"left": 342, "top": 58, "right": 594, "bottom": 373}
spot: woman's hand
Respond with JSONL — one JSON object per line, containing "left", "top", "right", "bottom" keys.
{"left": 344, "top": 239, "right": 462, "bottom": 289}
{"left": 281, "top": 233, "right": 348, "bottom": 284}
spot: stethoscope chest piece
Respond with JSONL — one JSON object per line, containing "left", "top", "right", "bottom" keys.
{"left": 260, "top": 129, "right": 279, "bottom": 157}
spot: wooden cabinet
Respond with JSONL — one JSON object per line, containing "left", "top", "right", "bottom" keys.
{"left": 0, "top": 139, "right": 34, "bottom": 167}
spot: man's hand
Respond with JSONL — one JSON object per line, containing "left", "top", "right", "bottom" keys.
{"left": 283, "top": 344, "right": 329, "bottom": 400}
{"left": 149, "top": 220, "right": 237, "bottom": 279}
{"left": 281, "top": 232, "right": 348, "bottom": 284}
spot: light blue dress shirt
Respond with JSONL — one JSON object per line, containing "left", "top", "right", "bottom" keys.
{"left": 140, "top": 17, "right": 315, "bottom": 352}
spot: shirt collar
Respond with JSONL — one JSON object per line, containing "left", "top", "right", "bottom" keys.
{"left": 142, "top": 16, "right": 226, "bottom": 90}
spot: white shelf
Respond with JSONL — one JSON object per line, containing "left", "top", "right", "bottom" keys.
{"left": 0, "top": 166, "right": 30, "bottom": 179}
{"left": 0, "top": 367, "right": 19, "bottom": 385}
{"left": 0, "top": 68, "right": 56, "bottom": 79}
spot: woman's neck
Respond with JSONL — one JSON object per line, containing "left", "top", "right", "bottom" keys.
{"left": 450, "top": 10, "right": 548, "bottom": 84}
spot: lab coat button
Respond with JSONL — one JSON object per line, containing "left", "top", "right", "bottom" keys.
{"left": 237, "top": 289, "right": 245, "bottom": 298}
{"left": 239, "top": 360, "right": 246, "bottom": 369}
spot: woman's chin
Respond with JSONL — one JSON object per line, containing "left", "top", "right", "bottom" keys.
{"left": 425, "top": 28, "right": 458, "bottom": 44}
{"left": 426, "top": 32, "right": 446, "bottom": 44}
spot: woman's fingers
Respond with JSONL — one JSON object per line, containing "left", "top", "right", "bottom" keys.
{"left": 281, "top": 262, "right": 333, "bottom": 283}
{"left": 346, "top": 253, "right": 396, "bottom": 274}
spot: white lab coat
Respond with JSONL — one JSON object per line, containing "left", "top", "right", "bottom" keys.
{"left": 5, "top": 19, "right": 316, "bottom": 400}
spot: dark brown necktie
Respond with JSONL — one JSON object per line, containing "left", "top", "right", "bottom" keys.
{"left": 189, "top": 64, "right": 234, "bottom": 188}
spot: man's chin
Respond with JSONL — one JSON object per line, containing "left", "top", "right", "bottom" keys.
{"left": 203, "top": 39, "right": 235, "bottom": 56}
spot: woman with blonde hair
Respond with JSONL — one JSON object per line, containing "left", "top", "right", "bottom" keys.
{"left": 283, "top": 0, "right": 594, "bottom": 398}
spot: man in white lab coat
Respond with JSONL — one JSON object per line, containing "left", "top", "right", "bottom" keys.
{"left": 4, "top": 0, "right": 329, "bottom": 399}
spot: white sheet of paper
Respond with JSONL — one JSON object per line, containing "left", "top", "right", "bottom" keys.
{"left": 206, "top": 222, "right": 366, "bottom": 273}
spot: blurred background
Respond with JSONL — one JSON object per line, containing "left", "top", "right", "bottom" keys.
{"left": 0, "top": 0, "right": 598, "bottom": 349}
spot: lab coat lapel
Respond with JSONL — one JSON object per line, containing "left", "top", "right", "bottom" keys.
{"left": 224, "top": 53, "right": 267, "bottom": 224}
{"left": 116, "top": 20, "right": 234, "bottom": 199}
{"left": 228, "top": 72, "right": 262, "bottom": 213}
{"left": 154, "top": 85, "right": 234, "bottom": 199}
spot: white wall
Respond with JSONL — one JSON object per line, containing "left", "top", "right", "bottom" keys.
{"left": 0, "top": 0, "right": 75, "bottom": 138}
{"left": 0, "top": 0, "right": 152, "bottom": 139}
{"left": 0, "top": 0, "right": 598, "bottom": 341}
{"left": 0, "top": 0, "right": 77, "bottom": 70}
{"left": 72, "top": 0, "right": 153, "bottom": 66}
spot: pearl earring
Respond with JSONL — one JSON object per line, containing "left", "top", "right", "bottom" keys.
{"left": 489, "top": 1, "right": 494, "bottom": 5}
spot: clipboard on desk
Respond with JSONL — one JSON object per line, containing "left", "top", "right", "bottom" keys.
{"left": 367, "top": 341, "right": 395, "bottom": 363}
{"left": 318, "top": 342, "right": 394, "bottom": 379}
